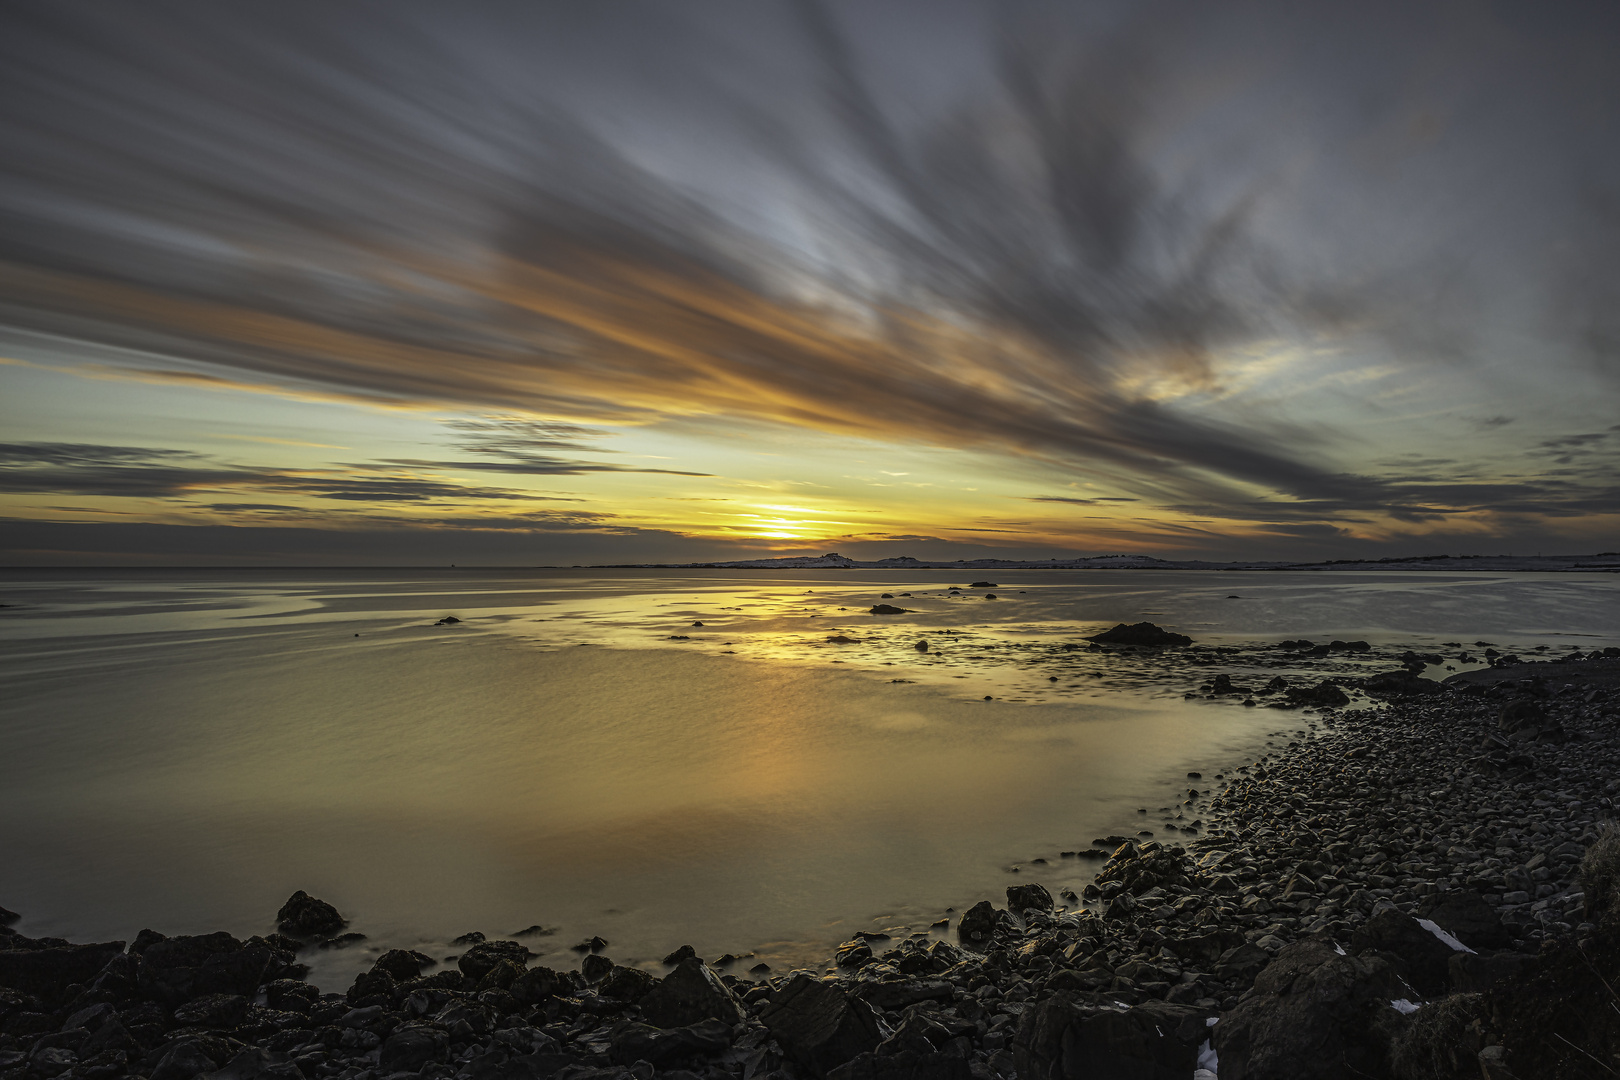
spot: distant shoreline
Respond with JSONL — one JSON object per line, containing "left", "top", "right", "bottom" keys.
{"left": 583, "top": 552, "right": 1620, "bottom": 572}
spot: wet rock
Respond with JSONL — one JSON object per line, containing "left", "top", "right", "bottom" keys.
{"left": 0, "top": 906, "right": 18, "bottom": 926}
{"left": 1005, "top": 884, "right": 1053, "bottom": 913}
{"left": 1364, "top": 670, "right": 1445, "bottom": 696}
{"left": 1085, "top": 622, "right": 1193, "bottom": 647}
{"left": 580, "top": 953, "right": 613, "bottom": 982}
{"left": 914, "top": 639, "right": 929, "bottom": 652}
{"left": 869, "top": 605, "right": 910, "bottom": 615}
{"left": 599, "top": 964, "right": 657, "bottom": 1002}
{"left": 955, "top": 901, "right": 1001, "bottom": 945}
{"left": 457, "top": 939, "right": 532, "bottom": 983}
{"left": 274, "top": 892, "right": 345, "bottom": 937}
{"left": 761, "top": 973, "right": 883, "bottom": 1079}
{"left": 639, "top": 957, "right": 743, "bottom": 1028}
{"left": 372, "top": 948, "right": 435, "bottom": 981}
{"left": 1286, "top": 680, "right": 1351, "bottom": 707}
{"left": 508, "top": 965, "right": 567, "bottom": 1005}
{"left": 662, "top": 944, "right": 697, "bottom": 965}
{"left": 1213, "top": 940, "right": 1407, "bottom": 1080}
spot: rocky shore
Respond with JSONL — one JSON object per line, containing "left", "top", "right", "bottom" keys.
{"left": 4, "top": 656, "right": 1619, "bottom": 1080}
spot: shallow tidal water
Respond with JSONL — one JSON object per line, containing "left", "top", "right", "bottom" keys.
{"left": 2, "top": 567, "right": 1616, "bottom": 989}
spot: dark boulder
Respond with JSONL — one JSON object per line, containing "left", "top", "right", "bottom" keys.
{"left": 345, "top": 967, "right": 396, "bottom": 1006}
{"left": 1084, "top": 622, "right": 1192, "bottom": 647}
{"left": 955, "top": 901, "right": 1001, "bottom": 945}
{"left": 1013, "top": 995, "right": 1206, "bottom": 1080}
{"left": 1351, "top": 910, "right": 1457, "bottom": 997}
{"left": 457, "top": 940, "right": 531, "bottom": 983}
{"left": 869, "top": 605, "right": 910, "bottom": 615}
{"left": 598, "top": 965, "right": 657, "bottom": 1002}
{"left": 1212, "top": 939, "right": 1408, "bottom": 1080}
{"left": 0, "top": 942, "right": 126, "bottom": 1007}
{"left": 760, "top": 974, "right": 883, "bottom": 1079}
{"left": 1006, "top": 884, "right": 1054, "bottom": 913}
{"left": 852, "top": 980, "right": 955, "bottom": 1012}
{"left": 274, "top": 892, "right": 345, "bottom": 938}
{"left": 1364, "top": 671, "right": 1445, "bottom": 696}
{"left": 579, "top": 953, "right": 613, "bottom": 983}
{"left": 1286, "top": 681, "right": 1352, "bottom": 707}
{"left": 639, "top": 957, "right": 742, "bottom": 1029}
{"left": 508, "top": 965, "right": 567, "bottom": 1005}
{"left": 149, "top": 1038, "right": 221, "bottom": 1080}
{"left": 379, "top": 1026, "right": 449, "bottom": 1072}
{"left": 371, "top": 949, "right": 435, "bottom": 982}
{"left": 1417, "top": 890, "right": 1510, "bottom": 951}
{"left": 608, "top": 1018, "right": 732, "bottom": 1067}
{"left": 172, "top": 993, "right": 250, "bottom": 1030}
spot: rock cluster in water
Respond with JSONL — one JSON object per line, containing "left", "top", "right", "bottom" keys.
{"left": 3, "top": 664, "right": 1619, "bottom": 1080}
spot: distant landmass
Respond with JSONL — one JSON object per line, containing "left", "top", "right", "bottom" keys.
{"left": 590, "top": 552, "right": 1620, "bottom": 571}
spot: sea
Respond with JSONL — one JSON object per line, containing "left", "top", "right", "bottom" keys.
{"left": 2, "top": 567, "right": 1617, "bottom": 989}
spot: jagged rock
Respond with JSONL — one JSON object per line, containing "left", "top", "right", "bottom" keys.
{"left": 1085, "top": 622, "right": 1192, "bottom": 647}
{"left": 599, "top": 965, "right": 657, "bottom": 1002}
{"left": 508, "top": 966, "right": 567, "bottom": 1005}
{"left": 372, "top": 948, "right": 435, "bottom": 981}
{"left": 0, "top": 942, "right": 126, "bottom": 1007}
{"left": 457, "top": 940, "right": 531, "bottom": 983}
{"left": 173, "top": 993, "right": 250, "bottom": 1030}
{"left": 852, "top": 979, "right": 954, "bottom": 1011}
{"left": 639, "top": 957, "right": 743, "bottom": 1029}
{"left": 274, "top": 892, "right": 345, "bottom": 937}
{"left": 608, "top": 1018, "right": 732, "bottom": 1066}
{"left": 1351, "top": 910, "right": 1457, "bottom": 997}
{"left": 138, "top": 934, "right": 272, "bottom": 1005}
{"left": 1013, "top": 995, "right": 1205, "bottom": 1080}
{"left": 760, "top": 973, "right": 883, "bottom": 1078}
{"left": 1416, "top": 890, "right": 1510, "bottom": 951}
{"left": 150, "top": 1039, "right": 221, "bottom": 1080}
{"left": 1213, "top": 939, "right": 1408, "bottom": 1080}
{"left": 1006, "top": 884, "right": 1054, "bottom": 912}
{"left": 379, "top": 1026, "right": 450, "bottom": 1072}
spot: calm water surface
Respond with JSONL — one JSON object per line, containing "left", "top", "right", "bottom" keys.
{"left": 2, "top": 568, "right": 1616, "bottom": 987}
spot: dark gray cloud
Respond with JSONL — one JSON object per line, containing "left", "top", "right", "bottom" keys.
{"left": 0, "top": 0, "right": 1617, "bottom": 534}
{"left": 0, "top": 440, "right": 575, "bottom": 505}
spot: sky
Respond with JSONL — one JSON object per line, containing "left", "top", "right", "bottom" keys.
{"left": 1, "top": 0, "right": 1618, "bottom": 565}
